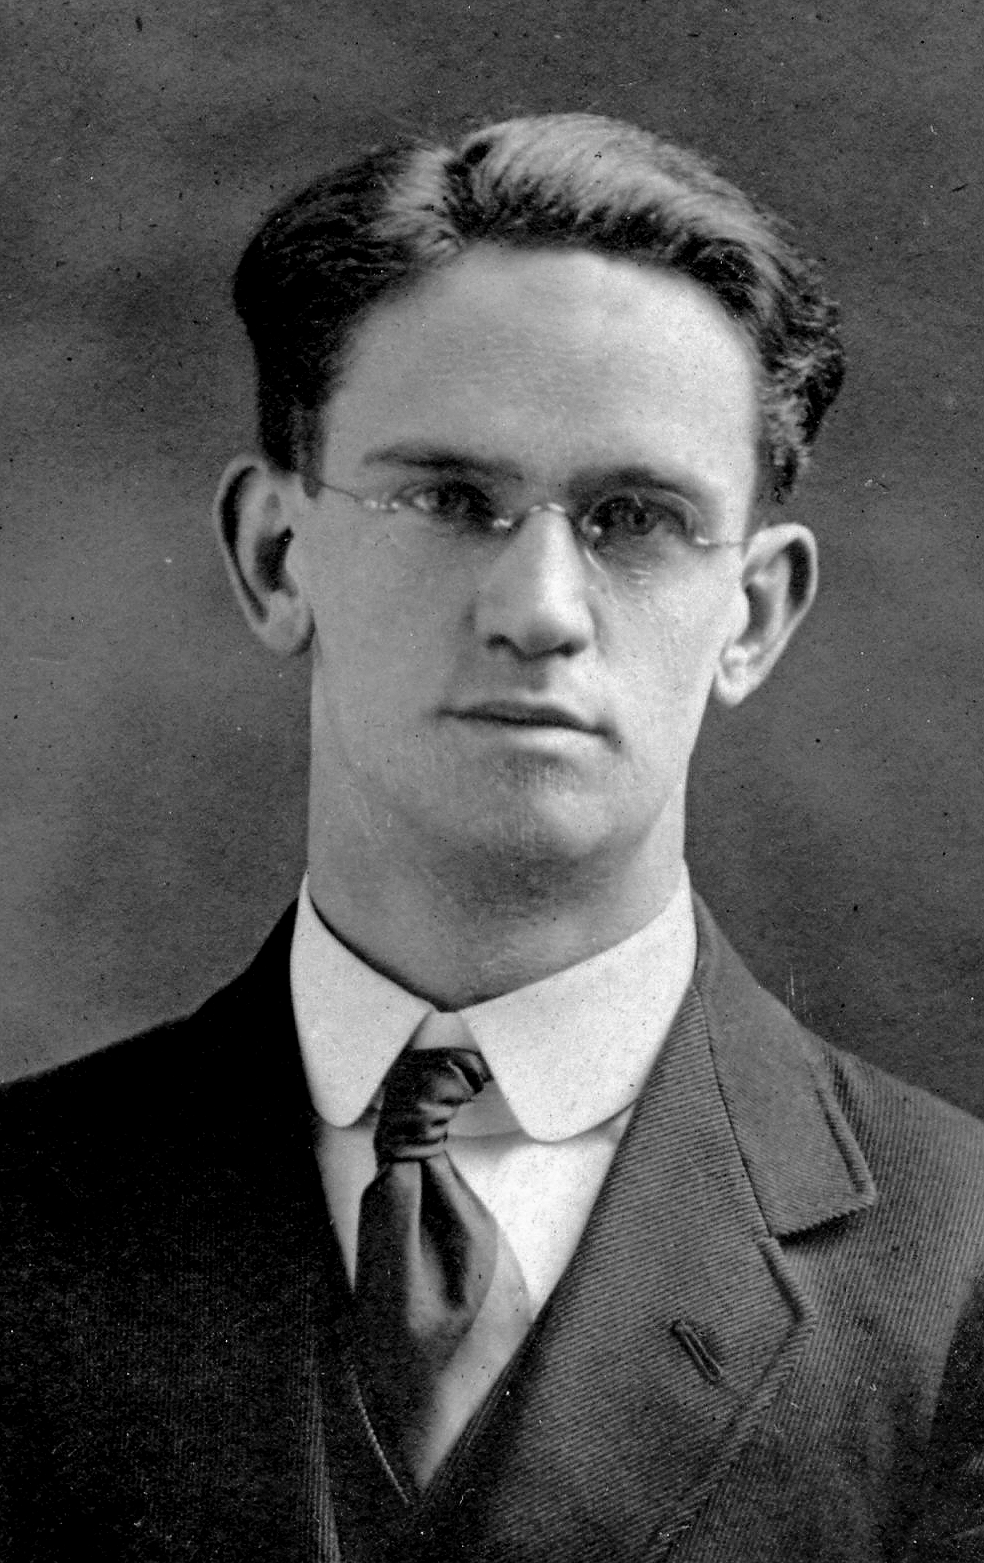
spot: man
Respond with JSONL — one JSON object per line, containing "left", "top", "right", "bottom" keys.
{"left": 3, "top": 112, "right": 984, "bottom": 1562}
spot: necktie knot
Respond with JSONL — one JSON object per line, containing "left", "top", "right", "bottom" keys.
{"left": 374, "top": 1047, "right": 490, "bottom": 1164}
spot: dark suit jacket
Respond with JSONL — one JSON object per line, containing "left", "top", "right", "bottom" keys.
{"left": 4, "top": 900, "right": 984, "bottom": 1562}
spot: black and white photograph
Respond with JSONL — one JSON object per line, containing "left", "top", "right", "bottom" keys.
{"left": 3, "top": 3, "right": 984, "bottom": 1557}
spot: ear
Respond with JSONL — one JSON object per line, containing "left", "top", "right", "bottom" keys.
{"left": 212, "top": 455, "right": 314, "bottom": 656}
{"left": 712, "top": 521, "right": 818, "bottom": 707}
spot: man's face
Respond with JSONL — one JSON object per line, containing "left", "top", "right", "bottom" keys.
{"left": 288, "top": 246, "right": 761, "bottom": 901}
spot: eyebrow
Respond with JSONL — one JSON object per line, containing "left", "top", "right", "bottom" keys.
{"left": 361, "top": 444, "right": 526, "bottom": 483}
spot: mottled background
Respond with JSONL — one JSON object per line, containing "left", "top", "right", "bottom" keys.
{"left": 3, "top": 0, "right": 983, "bottom": 1106}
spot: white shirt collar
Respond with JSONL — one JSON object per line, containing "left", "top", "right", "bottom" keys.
{"left": 291, "top": 871, "right": 696, "bottom": 1144}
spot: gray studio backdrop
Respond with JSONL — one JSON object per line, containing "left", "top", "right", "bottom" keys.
{"left": 3, "top": 0, "right": 983, "bottom": 1107}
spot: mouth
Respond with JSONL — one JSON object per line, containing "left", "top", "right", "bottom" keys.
{"left": 450, "top": 700, "right": 602, "bottom": 734}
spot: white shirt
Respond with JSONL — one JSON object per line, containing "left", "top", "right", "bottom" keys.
{"left": 291, "top": 872, "right": 697, "bottom": 1315}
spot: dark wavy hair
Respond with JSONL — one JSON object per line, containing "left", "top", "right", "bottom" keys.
{"left": 233, "top": 113, "right": 844, "bottom": 500}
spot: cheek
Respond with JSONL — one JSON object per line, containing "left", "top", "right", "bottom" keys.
{"left": 616, "top": 588, "right": 736, "bottom": 718}
{"left": 304, "top": 528, "right": 395, "bottom": 635}
{"left": 306, "top": 531, "right": 458, "bottom": 700}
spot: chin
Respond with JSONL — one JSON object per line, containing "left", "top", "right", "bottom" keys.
{"left": 430, "top": 790, "right": 645, "bottom": 889}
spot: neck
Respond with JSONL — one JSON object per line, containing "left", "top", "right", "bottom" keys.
{"left": 306, "top": 815, "right": 685, "bottom": 1010}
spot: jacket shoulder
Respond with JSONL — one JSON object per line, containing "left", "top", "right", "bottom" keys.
{"left": 0, "top": 904, "right": 300, "bottom": 1174}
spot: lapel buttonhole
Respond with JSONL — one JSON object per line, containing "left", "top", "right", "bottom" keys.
{"left": 670, "top": 1318, "right": 723, "bottom": 1385}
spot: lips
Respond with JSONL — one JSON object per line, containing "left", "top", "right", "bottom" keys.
{"left": 451, "top": 699, "right": 600, "bottom": 733}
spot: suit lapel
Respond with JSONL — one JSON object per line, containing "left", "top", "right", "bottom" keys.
{"left": 692, "top": 897, "right": 876, "bottom": 1239}
{"left": 455, "top": 902, "right": 877, "bottom": 1561}
{"left": 122, "top": 909, "right": 343, "bottom": 1561}
{"left": 165, "top": 1118, "right": 338, "bottom": 1561}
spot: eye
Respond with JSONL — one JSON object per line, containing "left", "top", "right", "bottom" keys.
{"left": 393, "top": 478, "right": 499, "bottom": 532}
{"left": 581, "top": 489, "right": 702, "bottom": 548}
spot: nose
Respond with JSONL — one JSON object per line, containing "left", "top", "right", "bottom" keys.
{"left": 473, "top": 506, "right": 595, "bottom": 660}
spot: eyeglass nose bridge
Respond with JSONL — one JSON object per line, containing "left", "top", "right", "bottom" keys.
{"left": 489, "top": 500, "right": 581, "bottom": 538}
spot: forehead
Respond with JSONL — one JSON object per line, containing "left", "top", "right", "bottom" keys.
{"left": 322, "top": 245, "right": 760, "bottom": 495}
